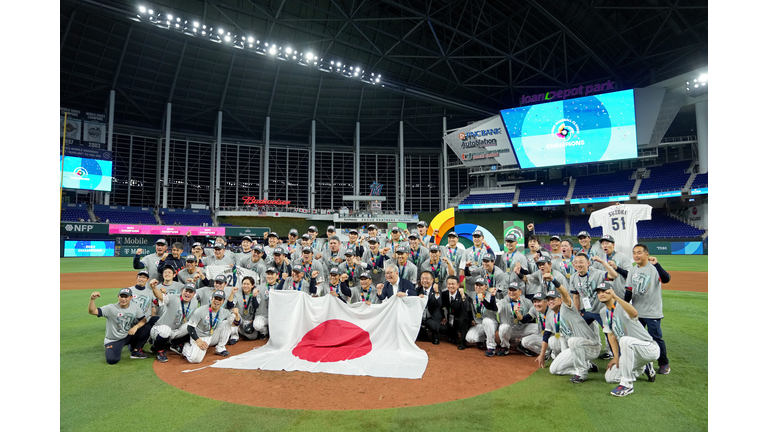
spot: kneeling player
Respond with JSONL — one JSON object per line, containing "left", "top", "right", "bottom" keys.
{"left": 228, "top": 276, "right": 263, "bottom": 344}
{"left": 464, "top": 278, "right": 499, "bottom": 357}
{"left": 598, "top": 282, "right": 659, "bottom": 397}
{"left": 150, "top": 283, "right": 199, "bottom": 362}
{"left": 495, "top": 281, "right": 537, "bottom": 356}
{"left": 519, "top": 292, "right": 550, "bottom": 357}
{"left": 88, "top": 289, "right": 150, "bottom": 364}
{"left": 183, "top": 290, "right": 240, "bottom": 363}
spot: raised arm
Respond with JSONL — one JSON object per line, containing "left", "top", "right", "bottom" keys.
{"left": 88, "top": 292, "right": 100, "bottom": 316}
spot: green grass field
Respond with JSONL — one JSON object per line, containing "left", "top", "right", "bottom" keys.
{"left": 61, "top": 257, "right": 708, "bottom": 431}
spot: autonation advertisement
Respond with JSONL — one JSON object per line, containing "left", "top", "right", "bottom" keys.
{"left": 64, "top": 240, "right": 115, "bottom": 257}
{"left": 500, "top": 89, "right": 638, "bottom": 169}
{"left": 443, "top": 115, "right": 518, "bottom": 167}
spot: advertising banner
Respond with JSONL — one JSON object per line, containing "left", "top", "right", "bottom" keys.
{"left": 225, "top": 227, "right": 271, "bottom": 237}
{"left": 502, "top": 221, "right": 525, "bottom": 253}
{"left": 108, "top": 224, "right": 225, "bottom": 236}
{"left": 64, "top": 240, "right": 115, "bottom": 257}
{"left": 61, "top": 108, "right": 82, "bottom": 146}
{"left": 444, "top": 115, "right": 517, "bottom": 167}
{"left": 60, "top": 222, "right": 110, "bottom": 235}
{"left": 644, "top": 242, "right": 672, "bottom": 255}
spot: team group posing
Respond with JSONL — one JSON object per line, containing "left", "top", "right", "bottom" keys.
{"left": 88, "top": 220, "right": 671, "bottom": 397}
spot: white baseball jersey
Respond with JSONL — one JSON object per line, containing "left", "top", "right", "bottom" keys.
{"left": 588, "top": 204, "right": 652, "bottom": 256}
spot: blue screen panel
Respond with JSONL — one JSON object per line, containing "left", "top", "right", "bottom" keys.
{"left": 64, "top": 241, "right": 115, "bottom": 257}
{"left": 60, "top": 156, "right": 113, "bottom": 192}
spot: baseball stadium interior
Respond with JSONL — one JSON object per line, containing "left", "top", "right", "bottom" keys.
{"left": 57, "top": 0, "right": 711, "bottom": 427}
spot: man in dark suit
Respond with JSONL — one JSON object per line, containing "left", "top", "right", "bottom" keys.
{"left": 440, "top": 275, "right": 472, "bottom": 350}
{"left": 376, "top": 264, "right": 418, "bottom": 301}
{"left": 417, "top": 271, "right": 442, "bottom": 344}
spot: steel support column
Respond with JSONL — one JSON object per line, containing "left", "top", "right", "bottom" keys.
{"left": 162, "top": 102, "right": 171, "bottom": 208}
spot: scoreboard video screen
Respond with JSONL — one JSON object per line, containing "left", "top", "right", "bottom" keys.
{"left": 60, "top": 155, "right": 113, "bottom": 192}
{"left": 500, "top": 89, "right": 638, "bottom": 169}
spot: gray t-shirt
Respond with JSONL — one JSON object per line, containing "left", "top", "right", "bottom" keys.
{"left": 466, "top": 290, "right": 497, "bottom": 324}
{"left": 626, "top": 263, "right": 664, "bottom": 319}
{"left": 130, "top": 285, "right": 155, "bottom": 320}
{"left": 202, "top": 255, "right": 236, "bottom": 268}
{"left": 469, "top": 266, "right": 510, "bottom": 299}
{"left": 546, "top": 302, "right": 599, "bottom": 344}
{"left": 239, "top": 257, "right": 267, "bottom": 285}
{"left": 601, "top": 303, "right": 653, "bottom": 343}
{"left": 569, "top": 270, "right": 608, "bottom": 313}
{"left": 360, "top": 250, "right": 389, "bottom": 286}
{"left": 99, "top": 302, "right": 145, "bottom": 344}
{"left": 338, "top": 261, "right": 364, "bottom": 288}
{"left": 352, "top": 285, "right": 380, "bottom": 304}
{"left": 406, "top": 245, "right": 430, "bottom": 269}
{"left": 497, "top": 296, "right": 534, "bottom": 329}
{"left": 551, "top": 255, "right": 578, "bottom": 281}
{"left": 178, "top": 268, "right": 206, "bottom": 290}
{"left": 523, "top": 270, "right": 568, "bottom": 297}
{"left": 139, "top": 253, "right": 163, "bottom": 281}
{"left": 157, "top": 294, "right": 198, "bottom": 330}
{"left": 187, "top": 305, "right": 234, "bottom": 338}
{"left": 460, "top": 245, "right": 491, "bottom": 271}
{"left": 524, "top": 249, "right": 551, "bottom": 273}
{"left": 604, "top": 250, "right": 633, "bottom": 297}
{"left": 440, "top": 245, "right": 464, "bottom": 270}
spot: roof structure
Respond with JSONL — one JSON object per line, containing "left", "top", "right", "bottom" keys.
{"left": 60, "top": 0, "right": 708, "bottom": 151}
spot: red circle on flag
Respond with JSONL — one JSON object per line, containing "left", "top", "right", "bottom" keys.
{"left": 292, "top": 319, "right": 372, "bottom": 363}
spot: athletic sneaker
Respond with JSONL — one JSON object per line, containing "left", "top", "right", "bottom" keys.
{"left": 215, "top": 350, "right": 230, "bottom": 357}
{"left": 599, "top": 351, "right": 614, "bottom": 360}
{"left": 588, "top": 361, "right": 599, "bottom": 373}
{"left": 484, "top": 348, "right": 495, "bottom": 357}
{"left": 570, "top": 375, "right": 587, "bottom": 384}
{"left": 457, "top": 343, "right": 466, "bottom": 350}
{"left": 227, "top": 338, "right": 238, "bottom": 346}
{"left": 645, "top": 363, "right": 657, "bottom": 382}
{"left": 610, "top": 385, "right": 634, "bottom": 397}
{"left": 495, "top": 347, "right": 509, "bottom": 357}
{"left": 517, "top": 343, "right": 535, "bottom": 357}
{"left": 156, "top": 350, "right": 169, "bottom": 363}
{"left": 658, "top": 364, "right": 671, "bottom": 375}
{"left": 130, "top": 349, "right": 149, "bottom": 359}
{"left": 169, "top": 344, "right": 183, "bottom": 355}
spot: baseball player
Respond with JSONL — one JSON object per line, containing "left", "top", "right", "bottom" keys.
{"left": 203, "top": 236, "right": 236, "bottom": 260}
{"left": 155, "top": 242, "right": 186, "bottom": 278}
{"left": 500, "top": 234, "right": 529, "bottom": 277}
{"left": 195, "top": 274, "right": 232, "bottom": 308}
{"left": 321, "top": 236, "right": 345, "bottom": 272}
{"left": 440, "top": 232, "right": 464, "bottom": 272}
{"left": 291, "top": 234, "right": 313, "bottom": 263}
{"left": 494, "top": 281, "right": 537, "bottom": 356}
{"left": 360, "top": 237, "right": 390, "bottom": 287}
{"left": 597, "top": 282, "right": 659, "bottom": 397}
{"left": 263, "top": 232, "right": 281, "bottom": 260}
{"left": 129, "top": 270, "right": 156, "bottom": 327}
{"left": 226, "top": 276, "right": 262, "bottom": 345}
{"left": 513, "top": 256, "right": 568, "bottom": 300}
{"left": 296, "top": 245, "right": 326, "bottom": 287}
{"left": 341, "top": 228, "right": 365, "bottom": 257}
{"left": 189, "top": 241, "right": 206, "bottom": 267}
{"left": 233, "top": 236, "right": 255, "bottom": 263}
{"left": 132, "top": 239, "right": 168, "bottom": 281}
{"left": 182, "top": 289, "right": 240, "bottom": 363}
{"left": 576, "top": 231, "right": 606, "bottom": 261}
{"left": 468, "top": 252, "right": 509, "bottom": 300}
{"left": 149, "top": 282, "right": 199, "bottom": 362}
{"left": 307, "top": 226, "right": 322, "bottom": 251}
{"left": 406, "top": 233, "right": 430, "bottom": 268}
{"left": 588, "top": 203, "right": 653, "bottom": 257}
{"left": 385, "top": 226, "right": 406, "bottom": 250}
{"left": 177, "top": 255, "right": 210, "bottom": 290}
{"left": 460, "top": 230, "right": 493, "bottom": 273}
{"left": 386, "top": 245, "right": 419, "bottom": 284}
{"left": 338, "top": 249, "right": 364, "bottom": 289}
{"left": 417, "top": 271, "right": 443, "bottom": 344}
{"left": 88, "top": 288, "right": 150, "bottom": 364}
{"left": 551, "top": 239, "right": 577, "bottom": 281}
{"left": 519, "top": 292, "right": 550, "bottom": 357}
{"left": 252, "top": 267, "right": 286, "bottom": 338}
{"left": 544, "top": 281, "right": 602, "bottom": 383}
{"left": 548, "top": 236, "right": 563, "bottom": 260}
{"left": 351, "top": 271, "right": 380, "bottom": 305}
{"left": 326, "top": 267, "right": 353, "bottom": 302}
{"left": 599, "top": 235, "right": 633, "bottom": 298}
{"left": 524, "top": 234, "right": 551, "bottom": 274}
{"left": 622, "top": 244, "right": 672, "bottom": 375}
{"left": 463, "top": 278, "right": 499, "bottom": 357}
{"left": 283, "top": 229, "right": 301, "bottom": 257}
{"left": 570, "top": 252, "right": 618, "bottom": 359}
{"left": 269, "top": 247, "right": 292, "bottom": 282}
{"left": 283, "top": 265, "right": 314, "bottom": 295}
{"left": 239, "top": 245, "right": 267, "bottom": 284}
{"left": 201, "top": 242, "right": 236, "bottom": 268}
{"left": 533, "top": 290, "right": 569, "bottom": 368}
{"left": 151, "top": 264, "right": 186, "bottom": 297}
{"left": 321, "top": 226, "right": 338, "bottom": 252}
{"left": 419, "top": 245, "right": 455, "bottom": 291}
{"left": 363, "top": 224, "right": 388, "bottom": 252}
{"left": 415, "top": 221, "right": 433, "bottom": 247}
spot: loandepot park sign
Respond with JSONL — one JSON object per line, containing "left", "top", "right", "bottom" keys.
{"left": 444, "top": 115, "right": 517, "bottom": 167}
{"left": 518, "top": 79, "right": 617, "bottom": 106}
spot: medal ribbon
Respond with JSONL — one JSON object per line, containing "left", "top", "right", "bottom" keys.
{"left": 607, "top": 305, "right": 615, "bottom": 331}
{"left": 208, "top": 307, "right": 220, "bottom": 332}
{"left": 475, "top": 294, "right": 484, "bottom": 315}
{"left": 539, "top": 312, "right": 546, "bottom": 332}
{"left": 448, "top": 247, "right": 457, "bottom": 262}
{"left": 410, "top": 249, "right": 419, "bottom": 262}
{"left": 506, "top": 251, "right": 514, "bottom": 270}
{"left": 430, "top": 261, "right": 441, "bottom": 276}
{"left": 555, "top": 311, "right": 561, "bottom": 333}
{"left": 242, "top": 290, "right": 253, "bottom": 313}
{"left": 179, "top": 295, "right": 190, "bottom": 322}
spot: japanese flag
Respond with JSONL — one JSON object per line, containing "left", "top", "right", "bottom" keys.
{"left": 211, "top": 291, "right": 429, "bottom": 379}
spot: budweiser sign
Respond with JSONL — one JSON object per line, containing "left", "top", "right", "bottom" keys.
{"left": 242, "top": 196, "right": 291, "bottom": 205}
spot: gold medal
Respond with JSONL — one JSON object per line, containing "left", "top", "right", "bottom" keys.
{"left": 513, "top": 319, "right": 519, "bottom": 324}
{"left": 476, "top": 312, "right": 482, "bottom": 319}
{"left": 555, "top": 332, "right": 561, "bottom": 339}
{"left": 541, "top": 330, "right": 545, "bottom": 335}
{"left": 435, "top": 278, "right": 439, "bottom": 284}
{"left": 565, "top": 274, "right": 571, "bottom": 279}
{"left": 373, "top": 269, "right": 379, "bottom": 274}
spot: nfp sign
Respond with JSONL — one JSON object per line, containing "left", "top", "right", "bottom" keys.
{"left": 519, "top": 79, "right": 617, "bottom": 106}
{"left": 60, "top": 222, "right": 109, "bottom": 234}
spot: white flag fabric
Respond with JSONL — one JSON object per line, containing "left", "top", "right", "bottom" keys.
{"left": 205, "top": 265, "right": 260, "bottom": 288}
{"left": 211, "top": 290, "right": 429, "bottom": 379}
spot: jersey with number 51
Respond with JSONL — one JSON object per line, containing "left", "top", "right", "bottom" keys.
{"left": 588, "top": 204, "right": 652, "bottom": 257}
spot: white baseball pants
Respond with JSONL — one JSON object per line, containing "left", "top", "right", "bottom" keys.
{"left": 465, "top": 318, "right": 499, "bottom": 349}
{"left": 604, "top": 336, "right": 660, "bottom": 388}
{"left": 182, "top": 324, "right": 232, "bottom": 364}
{"left": 498, "top": 323, "right": 538, "bottom": 348}
{"left": 549, "top": 337, "right": 601, "bottom": 377}
{"left": 150, "top": 324, "right": 189, "bottom": 341}
{"left": 521, "top": 334, "right": 549, "bottom": 356}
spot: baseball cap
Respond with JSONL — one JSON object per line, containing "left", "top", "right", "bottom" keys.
{"left": 417, "top": 221, "right": 427, "bottom": 227}
{"left": 273, "top": 247, "right": 286, "bottom": 255}
{"left": 577, "top": 231, "right": 591, "bottom": 238}
{"left": 429, "top": 244, "right": 440, "bottom": 252}
{"left": 137, "top": 270, "right": 149, "bottom": 278}
{"left": 191, "top": 242, "right": 202, "bottom": 248}
{"left": 359, "top": 271, "right": 371, "bottom": 279}
{"left": 344, "top": 249, "right": 354, "bottom": 256}
{"left": 536, "top": 256, "right": 551, "bottom": 264}
{"left": 349, "top": 228, "right": 358, "bottom": 234}
{"left": 214, "top": 275, "right": 227, "bottom": 284}
{"left": 302, "top": 246, "right": 313, "bottom": 253}
{"left": 328, "top": 235, "right": 340, "bottom": 242}
{"left": 545, "top": 290, "right": 561, "bottom": 299}
{"left": 213, "top": 242, "right": 225, "bottom": 249}
{"left": 292, "top": 265, "right": 304, "bottom": 273}
{"left": 595, "top": 281, "right": 614, "bottom": 292}
{"left": 600, "top": 235, "right": 615, "bottom": 243}
{"left": 212, "top": 290, "right": 226, "bottom": 300}
{"left": 482, "top": 252, "right": 495, "bottom": 262}
{"left": 268, "top": 232, "right": 278, "bottom": 238}
{"left": 550, "top": 236, "right": 561, "bottom": 241}
{"left": 472, "top": 230, "right": 483, "bottom": 237}
{"left": 367, "top": 224, "right": 378, "bottom": 230}
{"left": 161, "top": 264, "right": 175, "bottom": 272}
{"left": 266, "top": 267, "right": 277, "bottom": 274}
{"left": 329, "top": 267, "right": 341, "bottom": 275}
{"left": 308, "top": 226, "right": 318, "bottom": 232}
{"left": 505, "top": 234, "right": 519, "bottom": 242}
{"left": 474, "top": 278, "right": 488, "bottom": 286}
{"left": 253, "top": 244, "right": 264, "bottom": 252}
{"left": 185, "top": 255, "right": 197, "bottom": 262}
{"left": 301, "top": 233, "right": 311, "bottom": 240}
{"left": 532, "top": 292, "right": 545, "bottom": 301}
{"left": 368, "top": 237, "right": 380, "bottom": 244}
{"left": 395, "top": 245, "right": 407, "bottom": 254}
{"left": 118, "top": 288, "right": 133, "bottom": 297}
{"left": 289, "top": 228, "right": 298, "bottom": 235}
{"left": 242, "top": 236, "right": 253, "bottom": 242}
{"left": 407, "top": 233, "right": 418, "bottom": 239}
{"left": 391, "top": 226, "right": 401, "bottom": 233}
{"left": 327, "top": 225, "right": 336, "bottom": 232}
{"left": 508, "top": 281, "right": 523, "bottom": 290}
{"left": 447, "top": 231, "right": 458, "bottom": 237}
{"left": 182, "top": 283, "right": 197, "bottom": 293}
{"left": 155, "top": 238, "right": 167, "bottom": 245}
